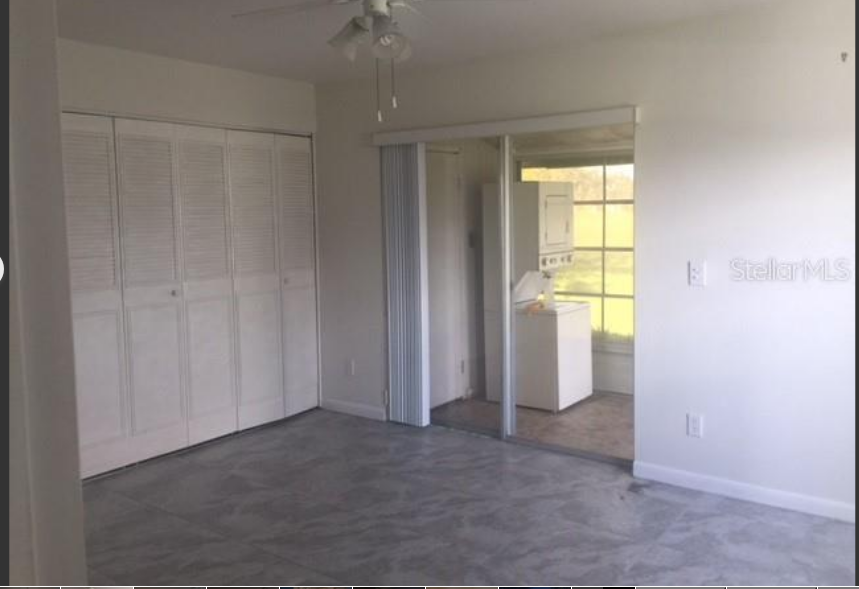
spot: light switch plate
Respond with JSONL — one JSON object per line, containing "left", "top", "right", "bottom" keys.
{"left": 688, "top": 260, "right": 707, "bottom": 287}
{"left": 687, "top": 413, "right": 704, "bottom": 438}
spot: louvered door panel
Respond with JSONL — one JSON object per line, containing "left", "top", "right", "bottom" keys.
{"left": 283, "top": 284, "right": 318, "bottom": 416}
{"left": 61, "top": 113, "right": 129, "bottom": 477}
{"left": 126, "top": 304, "right": 184, "bottom": 432}
{"left": 231, "top": 142, "right": 277, "bottom": 276}
{"left": 228, "top": 130, "right": 284, "bottom": 429}
{"left": 115, "top": 118, "right": 187, "bottom": 460}
{"left": 72, "top": 312, "right": 125, "bottom": 448}
{"left": 118, "top": 136, "right": 178, "bottom": 286}
{"left": 180, "top": 131, "right": 230, "bottom": 280}
{"left": 177, "top": 124, "right": 237, "bottom": 444}
{"left": 277, "top": 135, "right": 314, "bottom": 272}
{"left": 276, "top": 135, "right": 319, "bottom": 417}
{"left": 63, "top": 127, "right": 119, "bottom": 292}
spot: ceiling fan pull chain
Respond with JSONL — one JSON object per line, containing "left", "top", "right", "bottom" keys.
{"left": 391, "top": 58, "right": 398, "bottom": 109}
{"left": 376, "top": 58, "right": 384, "bottom": 122}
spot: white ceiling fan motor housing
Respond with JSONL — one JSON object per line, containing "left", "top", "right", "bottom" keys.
{"left": 363, "top": 0, "right": 392, "bottom": 18}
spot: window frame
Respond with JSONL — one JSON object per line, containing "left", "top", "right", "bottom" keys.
{"left": 520, "top": 158, "right": 634, "bottom": 351}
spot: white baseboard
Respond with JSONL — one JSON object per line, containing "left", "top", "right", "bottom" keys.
{"left": 321, "top": 397, "right": 387, "bottom": 421}
{"left": 634, "top": 460, "right": 855, "bottom": 523}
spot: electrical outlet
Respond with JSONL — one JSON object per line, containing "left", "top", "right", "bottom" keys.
{"left": 686, "top": 413, "right": 704, "bottom": 438}
{"left": 347, "top": 359, "right": 356, "bottom": 377}
{"left": 688, "top": 260, "right": 707, "bottom": 287}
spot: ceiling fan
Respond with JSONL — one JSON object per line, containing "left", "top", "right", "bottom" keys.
{"left": 234, "top": 0, "right": 423, "bottom": 62}
{"left": 233, "top": 0, "right": 520, "bottom": 121}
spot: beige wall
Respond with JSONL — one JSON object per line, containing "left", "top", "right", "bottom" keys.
{"left": 9, "top": 0, "right": 88, "bottom": 583}
{"left": 57, "top": 39, "right": 316, "bottom": 134}
{"left": 316, "top": 0, "right": 855, "bottom": 519}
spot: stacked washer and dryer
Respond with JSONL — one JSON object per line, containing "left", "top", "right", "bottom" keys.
{"left": 482, "top": 181, "right": 593, "bottom": 413}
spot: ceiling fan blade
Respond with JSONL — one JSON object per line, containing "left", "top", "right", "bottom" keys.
{"left": 231, "top": 0, "right": 357, "bottom": 19}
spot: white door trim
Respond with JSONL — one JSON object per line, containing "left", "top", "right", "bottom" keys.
{"left": 373, "top": 106, "right": 638, "bottom": 146}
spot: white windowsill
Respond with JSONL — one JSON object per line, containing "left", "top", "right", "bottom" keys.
{"left": 593, "top": 338, "right": 634, "bottom": 355}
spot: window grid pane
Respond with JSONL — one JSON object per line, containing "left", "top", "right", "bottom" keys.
{"left": 606, "top": 163, "right": 635, "bottom": 201}
{"left": 554, "top": 251, "right": 602, "bottom": 294}
{"left": 605, "top": 203, "right": 634, "bottom": 248}
{"left": 605, "top": 251, "right": 634, "bottom": 296}
{"left": 523, "top": 163, "right": 634, "bottom": 339}
{"left": 573, "top": 203, "right": 603, "bottom": 248}
{"left": 604, "top": 296, "right": 634, "bottom": 340}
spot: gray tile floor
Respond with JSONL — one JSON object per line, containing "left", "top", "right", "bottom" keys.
{"left": 83, "top": 409, "right": 855, "bottom": 585}
{"left": 432, "top": 392, "right": 635, "bottom": 460}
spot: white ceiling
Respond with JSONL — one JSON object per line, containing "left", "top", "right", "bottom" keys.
{"left": 57, "top": 0, "right": 764, "bottom": 83}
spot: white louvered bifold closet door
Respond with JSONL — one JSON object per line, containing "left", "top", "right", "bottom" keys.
{"left": 115, "top": 118, "right": 189, "bottom": 462}
{"left": 61, "top": 113, "right": 129, "bottom": 477}
{"left": 276, "top": 134, "right": 319, "bottom": 417}
{"left": 176, "top": 124, "right": 238, "bottom": 444}
{"left": 228, "top": 130, "right": 285, "bottom": 429}
{"left": 63, "top": 114, "right": 319, "bottom": 477}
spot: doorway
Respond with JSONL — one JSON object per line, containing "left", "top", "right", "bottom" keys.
{"left": 513, "top": 126, "right": 635, "bottom": 461}
{"left": 427, "top": 148, "right": 468, "bottom": 410}
{"left": 379, "top": 108, "right": 637, "bottom": 464}
{"left": 426, "top": 140, "right": 502, "bottom": 436}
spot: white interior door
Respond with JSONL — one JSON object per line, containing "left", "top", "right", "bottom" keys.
{"left": 115, "top": 118, "right": 188, "bottom": 461}
{"left": 276, "top": 134, "right": 319, "bottom": 417}
{"left": 61, "top": 113, "right": 129, "bottom": 477}
{"left": 176, "top": 124, "right": 238, "bottom": 444}
{"left": 427, "top": 150, "right": 468, "bottom": 409}
{"left": 228, "top": 130, "right": 285, "bottom": 429}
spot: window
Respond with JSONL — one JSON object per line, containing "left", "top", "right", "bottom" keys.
{"left": 521, "top": 160, "right": 634, "bottom": 345}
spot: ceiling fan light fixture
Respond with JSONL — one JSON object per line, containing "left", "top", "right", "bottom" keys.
{"left": 327, "top": 16, "right": 371, "bottom": 61}
{"left": 371, "top": 15, "right": 411, "bottom": 61}
{"left": 364, "top": 0, "right": 392, "bottom": 17}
